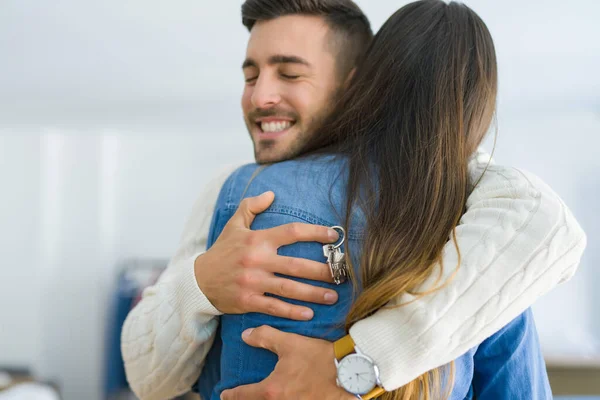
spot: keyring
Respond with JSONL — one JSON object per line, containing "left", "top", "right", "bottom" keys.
{"left": 330, "top": 226, "right": 346, "bottom": 249}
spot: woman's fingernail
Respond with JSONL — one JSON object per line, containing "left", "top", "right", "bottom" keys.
{"left": 324, "top": 292, "right": 338, "bottom": 303}
{"left": 242, "top": 328, "right": 254, "bottom": 340}
{"left": 301, "top": 309, "right": 314, "bottom": 319}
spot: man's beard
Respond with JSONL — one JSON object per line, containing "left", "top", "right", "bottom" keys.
{"left": 247, "top": 90, "right": 341, "bottom": 164}
{"left": 251, "top": 113, "right": 326, "bottom": 164}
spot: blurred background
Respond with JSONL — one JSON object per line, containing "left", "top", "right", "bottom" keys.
{"left": 0, "top": 0, "right": 598, "bottom": 399}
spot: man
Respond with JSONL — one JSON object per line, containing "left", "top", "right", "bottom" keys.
{"left": 121, "top": 1, "right": 587, "bottom": 399}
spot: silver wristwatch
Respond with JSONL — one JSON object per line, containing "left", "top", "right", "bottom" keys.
{"left": 335, "top": 345, "right": 382, "bottom": 398}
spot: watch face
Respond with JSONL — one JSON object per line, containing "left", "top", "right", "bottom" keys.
{"left": 337, "top": 354, "right": 378, "bottom": 395}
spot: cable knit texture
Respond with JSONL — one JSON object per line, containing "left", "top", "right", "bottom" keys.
{"left": 349, "top": 159, "right": 586, "bottom": 390}
{"left": 121, "top": 154, "right": 586, "bottom": 399}
{"left": 121, "top": 165, "right": 236, "bottom": 400}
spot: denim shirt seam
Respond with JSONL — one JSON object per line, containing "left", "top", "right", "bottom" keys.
{"left": 224, "top": 166, "right": 247, "bottom": 206}
{"left": 222, "top": 204, "right": 364, "bottom": 240}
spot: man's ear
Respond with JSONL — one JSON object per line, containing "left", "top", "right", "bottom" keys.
{"left": 344, "top": 68, "right": 356, "bottom": 88}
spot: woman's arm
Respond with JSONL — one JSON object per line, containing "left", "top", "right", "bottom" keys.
{"left": 350, "top": 158, "right": 586, "bottom": 391}
{"left": 121, "top": 167, "right": 235, "bottom": 400}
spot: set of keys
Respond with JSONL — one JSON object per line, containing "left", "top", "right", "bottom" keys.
{"left": 323, "top": 226, "right": 348, "bottom": 285}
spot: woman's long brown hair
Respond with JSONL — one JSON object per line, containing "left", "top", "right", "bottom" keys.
{"left": 299, "top": 0, "right": 498, "bottom": 398}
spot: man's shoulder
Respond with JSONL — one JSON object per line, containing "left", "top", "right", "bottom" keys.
{"left": 217, "top": 156, "right": 353, "bottom": 229}
{"left": 209, "top": 163, "right": 251, "bottom": 193}
{"left": 216, "top": 162, "right": 264, "bottom": 207}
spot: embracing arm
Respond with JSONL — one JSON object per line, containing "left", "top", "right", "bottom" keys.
{"left": 120, "top": 167, "right": 234, "bottom": 400}
{"left": 350, "top": 154, "right": 587, "bottom": 391}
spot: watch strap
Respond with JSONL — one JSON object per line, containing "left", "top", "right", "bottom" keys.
{"left": 334, "top": 334, "right": 356, "bottom": 360}
{"left": 362, "top": 387, "right": 386, "bottom": 399}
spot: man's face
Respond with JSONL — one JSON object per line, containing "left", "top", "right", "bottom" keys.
{"left": 242, "top": 15, "right": 341, "bottom": 163}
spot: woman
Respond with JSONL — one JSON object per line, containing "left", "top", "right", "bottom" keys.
{"left": 201, "top": 1, "right": 551, "bottom": 399}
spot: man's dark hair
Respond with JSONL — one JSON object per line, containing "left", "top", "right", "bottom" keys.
{"left": 241, "top": 0, "right": 373, "bottom": 78}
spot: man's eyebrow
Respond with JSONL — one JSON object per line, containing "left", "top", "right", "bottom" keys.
{"left": 242, "top": 58, "right": 257, "bottom": 69}
{"left": 268, "top": 55, "right": 311, "bottom": 67}
{"left": 242, "top": 55, "right": 311, "bottom": 69}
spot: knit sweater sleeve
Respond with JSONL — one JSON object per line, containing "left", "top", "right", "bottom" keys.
{"left": 349, "top": 154, "right": 587, "bottom": 391}
{"left": 121, "top": 165, "right": 238, "bottom": 400}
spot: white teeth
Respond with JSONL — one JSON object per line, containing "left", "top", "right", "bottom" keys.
{"left": 261, "top": 121, "right": 292, "bottom": 133}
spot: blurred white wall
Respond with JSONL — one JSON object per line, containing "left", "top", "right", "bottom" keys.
{"left": 0, "top": 1, "right": 598, "bottom": 399}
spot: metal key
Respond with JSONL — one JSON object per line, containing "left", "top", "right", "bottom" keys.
{"left": 323, "top": 226, "right": 348, "bottom": 285}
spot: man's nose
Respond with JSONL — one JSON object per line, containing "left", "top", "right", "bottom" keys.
{"left": 251, "top": 75, "right": 281, "bottom": 109}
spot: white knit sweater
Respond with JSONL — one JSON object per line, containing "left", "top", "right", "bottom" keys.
{"left": 121, "top": 154, "right": 586, "bottom": 400}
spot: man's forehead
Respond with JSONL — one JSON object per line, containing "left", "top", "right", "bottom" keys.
{"left": 246, "top": 15, "right": 330, "bottom": 63}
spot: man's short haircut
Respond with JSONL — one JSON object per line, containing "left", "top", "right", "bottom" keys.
{"left": 241, "top": 0, "right": 374, "bottom": 78}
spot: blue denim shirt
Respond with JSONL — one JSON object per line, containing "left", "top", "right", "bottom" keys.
{"left": 195, "top": 156, "right": 552, "bottom": 400}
